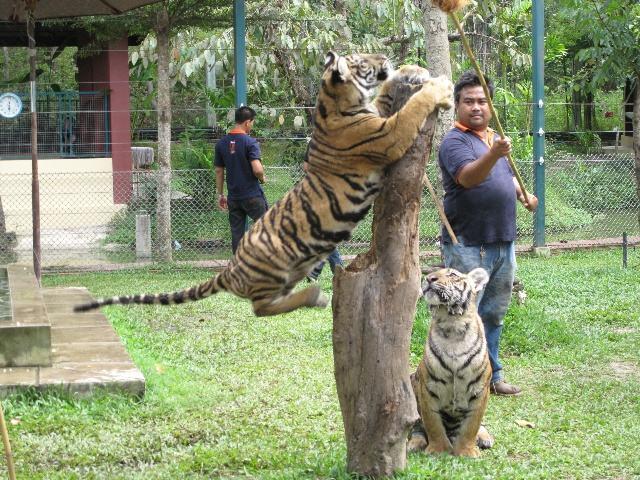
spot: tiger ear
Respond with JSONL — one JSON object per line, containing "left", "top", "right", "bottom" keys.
{"left": 324, "top": 51, "right": 338, "bottom": 70}
{"left": 336, "top": 56, "right": 350, "bottom": 79}
{"left": 467, "top": 268, "right": 489, "bottom": 293}
{"left": 324, "top": 51, "right": 349, "bottom": 82}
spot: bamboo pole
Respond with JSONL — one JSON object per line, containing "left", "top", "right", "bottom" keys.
{"left": 0, "top": 401, "right": 16, "bottom": 480}
{"left": 422, "top": 173, "right": 458, "bottom": 245}
{"left": 449, "top": 12, "right": 531, "bottom": 205}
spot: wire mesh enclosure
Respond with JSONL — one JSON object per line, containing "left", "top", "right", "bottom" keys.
{"left": 0, "top": 152, "right": 637, "bottom": 270}
{"left": 0, "top": 91, "right": 110, "bottom": 159}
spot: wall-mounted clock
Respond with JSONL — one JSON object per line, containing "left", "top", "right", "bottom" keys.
{"left": 0, "top": 93, "right": 23, "bottom": 119}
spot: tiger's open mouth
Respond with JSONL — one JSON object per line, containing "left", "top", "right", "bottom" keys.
{"left": 423, "top": 284, "right": 450, "bottom": 304}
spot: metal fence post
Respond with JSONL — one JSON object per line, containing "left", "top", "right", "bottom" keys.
{"left": 532, "top": 0, "right": 546, "bottom": 249}
{"left": 233, "top": 0, "right": 247, "bottom": 107}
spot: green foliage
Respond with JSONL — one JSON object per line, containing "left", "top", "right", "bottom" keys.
{"left": 494, "top": 81, "right": 532, "bottom": 134}
{"left": 172, "top": 130, "right": 213, "bottom": 171}
{"left": 524, "top": 186, "right": 593, "bottom": 235}
{"left": 105, "top": 200, "right": 230, "bottom": 249}
{"left": 510, "top": 133, "right": 533, "bottom": 161}
{"left": 171, "top": 131, "right": 217, "bottom": 208}
{"left": 557, "top": 0, "right": 640, "bottom": 89}
{"left": 261, "top": 139, "right": 308, "bottom": 167}
{"left": 0, "top": 46, "right": 78, "bottom": 92}
{"left": 548, "top": 158, "right": 637, "bottom": 214}
{"left": 573, "top": 131, "right": 602, "bottom": 153}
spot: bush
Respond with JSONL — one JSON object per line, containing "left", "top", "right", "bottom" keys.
{"left": 104, "top": 201, "right": 231, "bottom": 249}
{"left": 172, "top": 130, "right": 216, "bottom": 208}
{"left": 548, "top": 157, "right": 636, "bottom": 214}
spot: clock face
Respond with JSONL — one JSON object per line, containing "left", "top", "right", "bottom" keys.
{"left": 0, "top": 93, "right": 23, "bottom": 119}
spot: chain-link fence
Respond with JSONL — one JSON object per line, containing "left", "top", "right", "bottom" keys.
{"left": 0, "top": 152, "right": 638, "bottom": 270}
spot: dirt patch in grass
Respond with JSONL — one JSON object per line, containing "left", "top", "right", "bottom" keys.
{"left": 610, "top": 361, "right": 639, "bottom": 379}
{"left": 611, "top": 326, "right": 637, "bottom": 334}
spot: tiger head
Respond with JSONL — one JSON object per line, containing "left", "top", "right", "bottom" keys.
{"left": 321, "top": 51, "right": 394, "bottom": 103}
{"left": 421, "top": 267, "right": 489, "bottom": 315}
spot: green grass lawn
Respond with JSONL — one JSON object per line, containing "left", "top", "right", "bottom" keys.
{"left": 2, "top": 249, "right": 640, "bottom": 479}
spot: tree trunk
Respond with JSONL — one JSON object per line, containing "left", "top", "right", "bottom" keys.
{"left": 572, "top": 88, "right": 582, "bottom": 131}
{"left": 571, "top": 60, "right": 582, "bottom": 130}
{"left": 333, "top": 82, "right": 439, "bottom": 478}
{"left": 633, "top": 73, "right": 640, "bottom": 230}
{"left": 418, "top": 0, "right": 454, "bottom": 153}
{"left": 584, "top": 91, "right": 594, "bottom": 131}
{"left": 156, "top": 6, "right": 172, "bottom": 262}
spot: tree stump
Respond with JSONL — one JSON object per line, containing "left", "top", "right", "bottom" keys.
{"left": 332, "top": 82, "right": 439, "bottom": 477}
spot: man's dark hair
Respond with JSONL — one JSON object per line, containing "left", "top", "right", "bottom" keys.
{"left": 453, "top": 70, "right": 494, "bottom": 104}
{"left": 235, "top": 106, "right": 256, "bottom": 124}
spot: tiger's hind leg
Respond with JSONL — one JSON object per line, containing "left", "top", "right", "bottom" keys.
{"left": 253, "top": 285, "right": 329, "bottom": 317}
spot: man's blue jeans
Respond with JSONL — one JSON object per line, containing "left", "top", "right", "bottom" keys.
{"left": 441, "top": 239, "right": 516, "bottom": 383}
{"left": 308, "top": 248, "right": 344, "bottom": 280}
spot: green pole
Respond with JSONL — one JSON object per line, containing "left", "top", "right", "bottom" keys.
{"left": 233, "top": 0, "right": 247, "bottom": 107}
{"left": 532, "top": 0, "right": 545, "bottom": 247}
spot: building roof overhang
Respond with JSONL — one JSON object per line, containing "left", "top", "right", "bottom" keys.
{"left": 0, "top": 20, "right": 142, "bottom": 47}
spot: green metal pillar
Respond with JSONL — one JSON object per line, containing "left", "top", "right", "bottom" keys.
{"left": 233, "top": 0, "right": 247, "bottom": 107}
{"left": 532, "top": 0, "right": 545, "bottom": 247}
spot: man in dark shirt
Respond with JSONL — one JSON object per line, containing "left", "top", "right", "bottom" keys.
{"left": 215, "top": 106, "right": 268, "bottom": 253}
{"left": 438, "top": 70, "right": 538, "bottom": 396}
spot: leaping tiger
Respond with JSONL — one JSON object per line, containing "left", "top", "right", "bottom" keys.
{"left": 74, "top": 52, "right": 453, "bottom": 317}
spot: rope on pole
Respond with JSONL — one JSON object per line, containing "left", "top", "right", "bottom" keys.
{"left": 423, "top": 173, "right": 458, "bottom": 245}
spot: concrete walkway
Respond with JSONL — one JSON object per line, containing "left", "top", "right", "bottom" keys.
{"left": 0, "top": 287, "right": 144, "bottom": 398}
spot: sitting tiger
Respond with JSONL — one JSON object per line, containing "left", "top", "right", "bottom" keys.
{"left": 409, "top": 267, "right": 493, "bottom": 458}
{"left": 74, "top": 52, "right": 454, "bottom": 317}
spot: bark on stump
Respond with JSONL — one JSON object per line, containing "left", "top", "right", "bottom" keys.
{"left": 333, "top": 82, "right": 439, "bottom": 478}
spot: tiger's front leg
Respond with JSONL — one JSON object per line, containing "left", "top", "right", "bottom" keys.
{"left": 369, "top": 75, "right": 454, "bottom": 164}
{"left": 373, "top": 65, "right": 431, "bottom": 118}
{"left": 252, "top": 285, "right": 329, "bottom": 317}
{"left": 414, "top": 362, "right": 453, "bottom": 454}
{"left": 451, "top": 385, "right": 490, "bottom": 458}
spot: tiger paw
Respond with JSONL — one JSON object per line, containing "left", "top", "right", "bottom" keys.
{"left": 315, "top": 291, "right": 329, "bottom": 308}
{"left": 307, "top": 284, "right": 329, "bottom": 308}
{"left": 453, "top": 444, "right": 481, "bottom": 458}
{"left": 476, "top": 425, "right": 494, "bottom": 449}
{"left": 426, "top": 442, "right": 452, "bottom": 455}
{"left": 423, "top": 76, "right": 454, "bottom": 110}
{"left": 393, "top": 65, "right": 431, "bottom": 85}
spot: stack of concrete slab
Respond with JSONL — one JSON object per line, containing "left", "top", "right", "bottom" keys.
{"left": 0, "top": 264, "right": 144, "bottom": 397}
